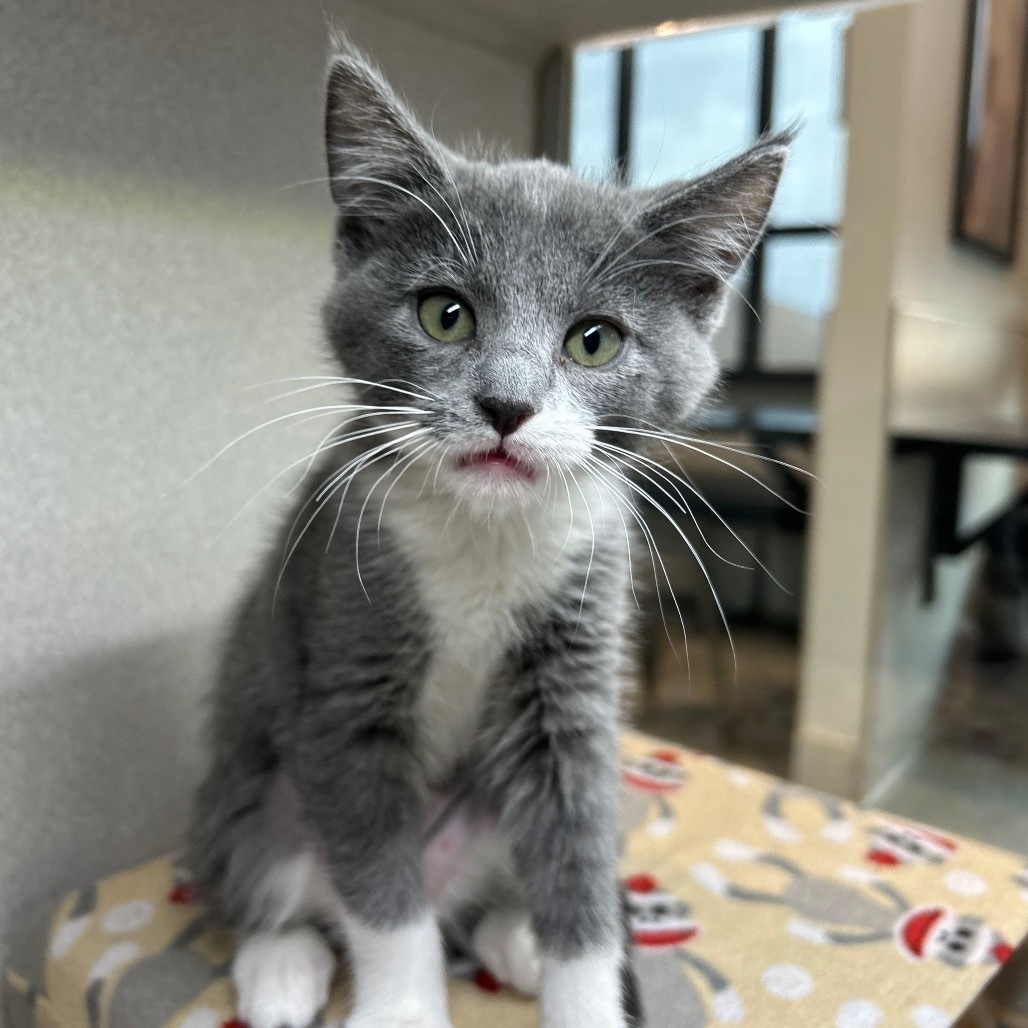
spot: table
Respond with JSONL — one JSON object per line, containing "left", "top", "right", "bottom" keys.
{"left": 891, "top": 411, "right": 1028, "bottom": 603}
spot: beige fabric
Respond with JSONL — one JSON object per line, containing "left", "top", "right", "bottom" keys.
{"left": 6, "top": 732, "right": 1027, "bottom": 1027}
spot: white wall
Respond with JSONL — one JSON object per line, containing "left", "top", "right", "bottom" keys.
{"left": 867, "top": 0, "right": 1028, "bottom": 795}
{"left": 0, "top": 0, "right": 533, "bottom": 970}
{"left": 794, "top": 0, "right": 1028, "bottom": 799}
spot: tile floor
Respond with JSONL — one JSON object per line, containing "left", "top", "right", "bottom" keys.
{"left": 634, "top": 617, "right": 1028, "bottom": 856}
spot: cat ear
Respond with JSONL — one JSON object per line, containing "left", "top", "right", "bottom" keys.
{"left": 324, "top": 36, "right": 447, "bottom": 217}
{"left": 633, "top": 132, "right": 792, "bottom": 303}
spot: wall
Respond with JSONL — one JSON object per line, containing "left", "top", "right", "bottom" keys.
{"left": 791, "top": 3, "right": 913, "bottom": 798}
{"left": 0, "top": 0, "right": 533, "bottom": 972}
{"left": 866, "top": 0, "right": 1028, "bottom": 796}
{"left": 794, "top": 0, "right": 1028, "bottom": 799}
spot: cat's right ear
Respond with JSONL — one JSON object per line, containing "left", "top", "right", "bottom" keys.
{"left": 325, "top": 37, "right": 446, "bottom": 218}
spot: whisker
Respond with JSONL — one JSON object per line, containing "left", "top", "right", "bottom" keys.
{"left": 551, "top": 463, "right": 579, "bottom": 569}
{"left": 644, "top": 441, "right": 792, "bottom": 595}
{"left": 588, "top": 453, "right": 736, "bottom": 671}
{"left": 589, "top": 211, "right": 731, "bottom": 288}
{"left": 323, "top": 429, "right": 433, "bottom": 552}
{"left": 216, "top": 417, "right": 421, "bottom": 540}
{"left": 601, "top": 257, "right": 756, "bottom": 318}
{"left": 329, "top": 172, "right": 472, "bottom": 265}
{"left": 186, "top": 403, "right": 422, "bottom": 485}
{"left": 582, "top": 455, "right": 690, "bottom": 678}
{"left": 578, "top": 458, "right": 641, "bottom": 614}
{"left": 244, "top": 375, "right": 441, "bottom": 405}
{"left": 354, "top": 439, "right": 437, "bottom": 599}
{"left": 593, "top": 442, "right": 752, "bottom": 572}
{"left": 272, "top": 428, "right": 430, "bottom": 611}
{"left": 375, "top": 439, "right": 438, "bottom": 537}
{"left": 563, "top": 466, "right": 597, "bottom": 634}
{"left": 595, "top": 426, "right": 809, "bottom": 514}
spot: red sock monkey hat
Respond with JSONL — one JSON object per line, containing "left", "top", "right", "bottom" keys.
{"left": 896, "top": 906, "right": 950, "bottom": 961}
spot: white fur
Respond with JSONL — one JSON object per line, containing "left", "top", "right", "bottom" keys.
{"left": 233, "top": 927, "right": 335, "bottom": 1028}
{"left": 242, "top": 853, "right": 453, "bottom": 1028}
{"left": 386, "top": 472, "right": 619, "bottom": 781}
{"left": 540, "top": 948, "right": 625, "bottom": 1028}
{"left": 472, "top": 909, "right": 541, "bottom": 995}
{"left": 342, "top": 910, "right": 452, "bottom": 1028}
{"left": 251, "top": 850, "right": 333, "bottom": 929}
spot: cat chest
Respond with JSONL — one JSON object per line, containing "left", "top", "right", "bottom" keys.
{"left": 416, "top": 559, "right": 528, "bottom": 781}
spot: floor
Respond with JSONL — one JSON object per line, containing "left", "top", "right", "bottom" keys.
{"left": 876, "top": 748, "right": 1028, "bottom": 855}
{"left": 632, "top": 620, "right": 798, "bottom": 779}
{"left": 877, "top": 593, "right": 1028, "bottom": 855}
{"left": 633, "top": 597, "right": 1028, "bottom": 857}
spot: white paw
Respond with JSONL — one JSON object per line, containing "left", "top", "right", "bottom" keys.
{"left": 472, "top": 910, "right": 541, "bottom": 996}
{"left": 689, "top": 862, "right": 729, "bottom": 896}
{"left": 541, "top": 949, "right": 626, "bottom": 1028}
{"left": 341, "top": 912, "right": 451, "bottom": 1028}
{"left": 234, "top": 927, "right": 335, "bottom": 1028}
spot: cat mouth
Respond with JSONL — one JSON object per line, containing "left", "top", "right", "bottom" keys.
{"left": 455, "top": 446, "right": 536, "bottom": 482}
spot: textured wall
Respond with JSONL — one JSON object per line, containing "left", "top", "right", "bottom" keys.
{"left": 0, "top": 0, "right": 533, "bottom": 973}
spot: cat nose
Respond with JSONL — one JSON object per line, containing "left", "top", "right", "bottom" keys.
{"left": 477, "top": 397, "right": 536, "bottom": 438}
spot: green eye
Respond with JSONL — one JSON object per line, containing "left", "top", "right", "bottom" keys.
{"left": 564, "top": 320, "right": 623, "bottom": 367}
{"left": 418, "top": 292, "right": 476, "bottom": 343}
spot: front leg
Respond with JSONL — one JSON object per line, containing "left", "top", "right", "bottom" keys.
{"left": 486, "top": 609, "right": 630, "bottom": 1028}
{"left": 296, "top": 691, "right": 451, "bottom": 1028}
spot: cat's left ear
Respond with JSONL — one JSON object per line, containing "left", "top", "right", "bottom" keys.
{"left": 632, "top": 132, "right": 792, "bottom": 303}
{"left": 324, "top": 35, "right": 448, "bottom": 219}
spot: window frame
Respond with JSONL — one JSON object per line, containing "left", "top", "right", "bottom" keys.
{"left": 610, "top": 24, "right": 841, "bottom": 385}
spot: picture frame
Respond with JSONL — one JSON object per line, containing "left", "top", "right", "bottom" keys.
{"left": 955, "top": 0, "right": 1028, "bottom": 262}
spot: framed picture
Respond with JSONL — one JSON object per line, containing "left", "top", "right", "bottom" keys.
{"left": 955, "top": 0, "right": 1028, "bottom": 261}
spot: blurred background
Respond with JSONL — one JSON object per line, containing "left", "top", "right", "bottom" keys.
{"left": 1, "top": 0, "right": 1026, "bottom": 977}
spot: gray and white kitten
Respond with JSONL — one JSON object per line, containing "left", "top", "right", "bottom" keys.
{"left": 189, "top": 40, "right": 787, "bottom": 1028}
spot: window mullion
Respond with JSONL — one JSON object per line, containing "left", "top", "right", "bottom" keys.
{"left": 616, "top": 47, "right": 635, "bottom": 183}
{"left": 742, "top": 25, "right": 777, "bottom": 375}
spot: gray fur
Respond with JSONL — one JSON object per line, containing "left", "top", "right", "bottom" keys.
{"left": 188, "top": 36, "right": 786, "bottom": 1027}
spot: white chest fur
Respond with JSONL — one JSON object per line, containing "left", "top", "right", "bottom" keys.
{"left": 385, "top": 485, "right": 610, "bottom": 782}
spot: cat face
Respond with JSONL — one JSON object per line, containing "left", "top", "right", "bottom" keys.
{"left": 321, "top": 41, "right": 787, "bottom": 511}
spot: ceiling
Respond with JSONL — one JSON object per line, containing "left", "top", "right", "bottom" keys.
{"left": 359, "top": 0, "right": 848, "bottom": 64}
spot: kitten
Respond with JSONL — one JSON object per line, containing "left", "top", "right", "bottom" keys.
{"left": 188, "top": 38, "right": 787, "bottom": 1028}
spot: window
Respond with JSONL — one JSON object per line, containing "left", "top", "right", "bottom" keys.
{"left": 570, "top": 10, "right": 851, "bottom": 380}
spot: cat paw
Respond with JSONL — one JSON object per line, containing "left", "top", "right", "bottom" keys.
{"left": 233, "top": 927, "right": 335, "bottom": 1028}
{"left": 472, "top": 910, "right": 541, "bottom": 996}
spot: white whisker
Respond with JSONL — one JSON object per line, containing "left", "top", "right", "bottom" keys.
{"left": 329, "top": 172, "right": 472, "bottom": 265}
{"left": 582, "top": 455, "right": 690, "bottom": 679}
{"left": 595, "top": 426, "right": 809, "bottom": 513}
{"left": 216, "top": 417, "right": 421, "bottom": 540}
{"left": 593, "top": 442, "right": 752, "bottom": 572}
{"left": 590, "top": 453, "right": 736, "bottom": 670}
